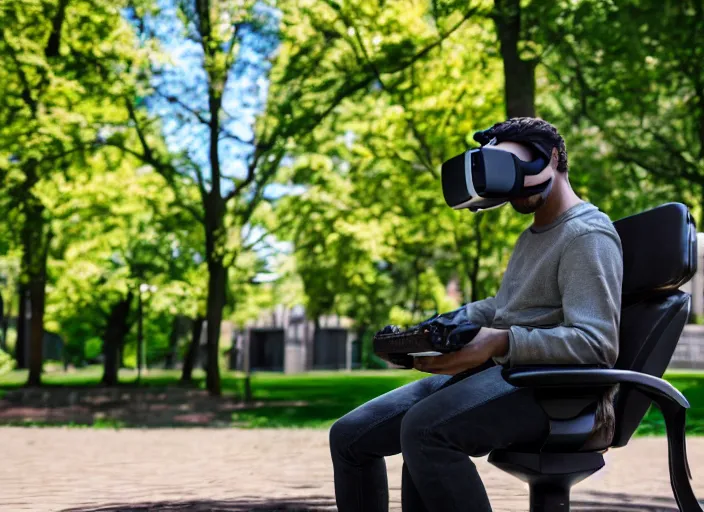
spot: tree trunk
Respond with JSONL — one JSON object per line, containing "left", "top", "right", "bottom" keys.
{"left": 137, "top": 290, "right": 144, "bottom": 380}
{"left": 312, "top": 316, "right": 321, "bottom": 369}
{"left": 205, "top": 259, "right": 226, "bottom": 396}
{"left": 26, "top": 219, "right": 51, "bottom": 387}
{"left": 243, "top": 372, "right": 253, "bottom": 403}
{"left": 355, "top": 324, "right": 368, "bottom": 369}
{"left": 20, "top": 159, "right": 51, "bottom": 387}
{"left": 15, "top": 283, "right": 28, "bottom": 368}
{"left": 27, "top": 275, "right": 46, "bottom": 387}
{"left": 164, "top": 316, "right": 182, "bottom": 369}
{"left": 9, "top": 1, "right": 67, "bottom": 379}
{"left": 494, "top": 0, "right": 537, "bottom": 118}
{"left": 101, "top": 293, "right": 132, "bottom": 386}
{"left": 1, "top": 291, "right": 10, "bottom": 353}
{"left": 242, "top": 329, "right": 253, "bottom": 403}
{"left": 181, "top": 316, "right": 204, "bottom": 382}
{"left": 120, "top": 342, "right": 126, "bottom": 369}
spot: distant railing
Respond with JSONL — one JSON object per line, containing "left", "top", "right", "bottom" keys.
{"left": 669, "top": 324, "right": 704, "bottom": 370}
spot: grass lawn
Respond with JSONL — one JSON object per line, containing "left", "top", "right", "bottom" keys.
{"left": 1, "top": 367, "right": 703, "bottom": 435}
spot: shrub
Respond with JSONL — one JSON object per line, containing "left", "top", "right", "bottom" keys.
{"left": 0, "top": 348, "right": 15, "bottom": 375}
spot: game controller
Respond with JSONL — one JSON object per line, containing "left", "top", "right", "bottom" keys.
{"left": 373, "top": 322, "right": 481, "bottom": 368}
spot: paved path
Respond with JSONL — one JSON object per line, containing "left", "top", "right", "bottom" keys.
{"left": 1, "top": 428, "right": 703, "bottom": 512}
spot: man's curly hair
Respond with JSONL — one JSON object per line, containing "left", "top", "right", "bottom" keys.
{"left": 473, "top": 117, "right": 569, "bottom": 173}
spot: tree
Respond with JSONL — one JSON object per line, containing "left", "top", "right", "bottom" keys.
{"left": 46, "top": 148, "right": 203, "bottom": 384}
{"left": 112, "top": 0, "right": 286, "bottom": 395}
{"left": 0, "top": 0, "right": 145, "bottom": 385}
{"left": 535, "top": 0, "right": 704, "bottom": 221}
{"left": 112, "top": 0, "right": 488, "bottom": 394}
{"left": 492, "top": 0, "right": 539, "bottom": 117}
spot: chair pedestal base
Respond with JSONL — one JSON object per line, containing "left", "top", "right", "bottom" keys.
{"left": 488, "top": 450, "right": 605, "bottom": 512}
{"left": 529, "top": 483, "right": 571, "bottom": 512}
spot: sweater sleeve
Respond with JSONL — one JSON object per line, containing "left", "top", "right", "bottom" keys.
{"left": 463, "top": 297, "right": 497, "bottom": 327}
{"left": 504, "top": 230, "right": 623, "bottom": 367}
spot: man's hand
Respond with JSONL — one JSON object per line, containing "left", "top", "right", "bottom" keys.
{"left": 413, "top": 327, "right": 509, "bottom": 375}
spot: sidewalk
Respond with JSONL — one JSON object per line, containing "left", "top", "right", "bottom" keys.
{"left": 0, "top": 427, "right": 702, "bottom": 511}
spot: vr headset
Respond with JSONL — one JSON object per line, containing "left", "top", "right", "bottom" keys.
{"left": 441, "top": 137, "right": 554, "bottom": 212}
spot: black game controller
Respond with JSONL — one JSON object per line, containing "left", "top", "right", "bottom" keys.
{"left": 373, "top": 321, "right": 482, "bottom": 369}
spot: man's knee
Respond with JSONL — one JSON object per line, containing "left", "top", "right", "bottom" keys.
{"left": 400, "top": 401, "right": 483, "bottom": 461}
{"left": 329, "top": 413, "right": 362, "bottom": 461}
{"left": 329, "top": 411, "right": 374, "bottom": 462}
{"left": 399, "top": 403, "right": 433, "bottom": 460}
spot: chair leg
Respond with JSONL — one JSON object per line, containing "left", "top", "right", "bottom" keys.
{"left": 530, "top": 482, "right": 571, "bottom": 512}
{"left": 488, "top": 450, "right": 604, "bottom": 512}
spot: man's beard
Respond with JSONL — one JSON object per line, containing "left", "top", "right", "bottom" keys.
{"left": 510, "top": 194, "right": 547, "bottom": 214}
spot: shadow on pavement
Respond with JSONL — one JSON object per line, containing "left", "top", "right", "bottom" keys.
{"left": 0, "top": 387, "right": 309, "bottom": 427}
{"left": 572, "top": 489, "right": 704, "bottom": 511}
{"left": 56, "top": 490, "right": 704, "bottom": 512}
{"left": 60, "top": 496, "right": 337, "bottom": 511}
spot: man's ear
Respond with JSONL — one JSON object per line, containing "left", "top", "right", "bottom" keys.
{"left": 550, "top": 147, "right": 559, "bottom": 170}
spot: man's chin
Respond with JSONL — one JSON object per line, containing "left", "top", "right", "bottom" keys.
{"left": 510, "top": 197, "right": 544, "bottom": 214}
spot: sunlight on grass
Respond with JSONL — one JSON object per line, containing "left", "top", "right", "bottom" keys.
{"left": 0, "top": 366, "right": 209, "bottom": 388}
{"left": 1, "top": 367, "right": 702, "bottom": 434}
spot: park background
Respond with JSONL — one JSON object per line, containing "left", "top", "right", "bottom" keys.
{"left": 1, "top": 2, "right": 704, "bottom": 510}
{"left": 1, "top": 0, "right": 703, "bottom": 426}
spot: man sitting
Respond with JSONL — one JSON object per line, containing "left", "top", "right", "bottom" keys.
{"left": 329, "top": 117, "right": 623, "bottom": 512}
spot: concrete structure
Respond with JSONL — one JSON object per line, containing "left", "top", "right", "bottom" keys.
{"left": 678, "top": 232, "right": 704, "bottom": 319}
{"left": 670, "top": 324, "right": 704, "bottom": 370}
{"left": 670, "top": 233, "right": 704, "bottom": 369}
{"left": 230, "top": 305, "right": 361, "bottom": 374}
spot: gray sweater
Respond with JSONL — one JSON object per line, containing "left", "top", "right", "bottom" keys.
{"left": 466, "top": 201, "right": 623, "bottom": 367}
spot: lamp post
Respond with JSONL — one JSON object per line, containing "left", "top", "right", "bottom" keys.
{"left": 137, "top": 283, "right": 158, "bottom": 383}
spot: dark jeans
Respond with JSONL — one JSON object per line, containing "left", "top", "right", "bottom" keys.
{"left": 329, "top": 364, "right": 550, "bottom": 512}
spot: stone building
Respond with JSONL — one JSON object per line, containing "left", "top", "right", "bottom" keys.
{"left": 671, "top": 232, "right": 704, "bottom": 369}
{"left": 229, "top": 305, "right": 361, "bottom": 374}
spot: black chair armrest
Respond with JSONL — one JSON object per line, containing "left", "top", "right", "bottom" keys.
{"left": 502, "top": 366, "right": 690, "bottom": 409}
{"left": 502, "top": 366, "right": 701, "bottom": 511}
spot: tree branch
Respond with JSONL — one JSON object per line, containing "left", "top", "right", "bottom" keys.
{"left": 2, "top": 29, "right": 38, "bottom": 115}
{"left": 386, "top": 4, "right": 484, "bottom": 74}
{"left": 617, "top": 152, "right": 704, "bottom": 187}
{"left": 320, "top": 1, "right": 481, "bottom": 178}
{"left": 113, "top": 100, "right": 206, "bottom": 223}
{"left": 45, "top": 0, "right": 69, "bottom": 58}
{"left": 238, "top": 152, "right": 285, "bottom": 226}
{"left": 155, "top": 89, "right": 255, "bottom": 146}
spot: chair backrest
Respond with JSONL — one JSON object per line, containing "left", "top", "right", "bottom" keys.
{"left": 611, "top": 202, "right": 697, "bottom": 447}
